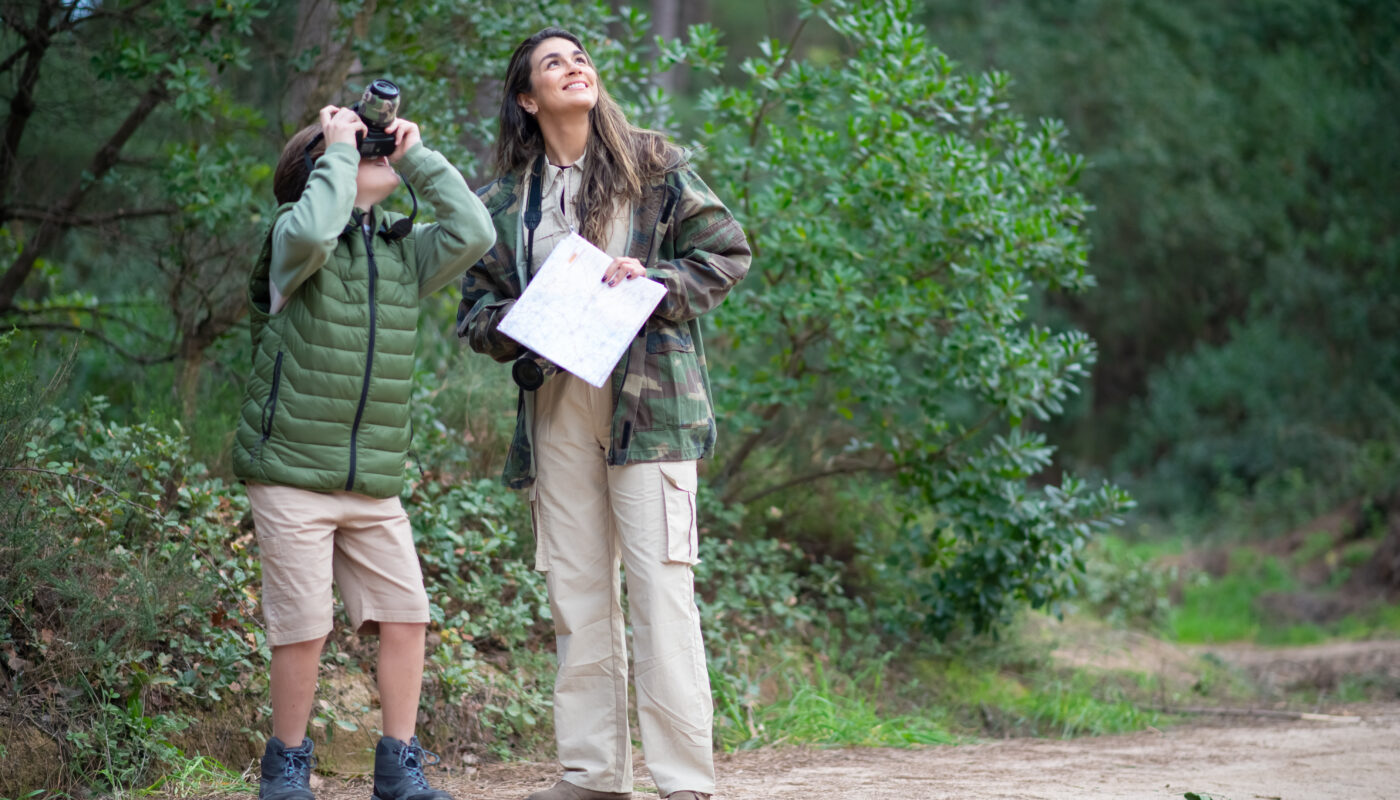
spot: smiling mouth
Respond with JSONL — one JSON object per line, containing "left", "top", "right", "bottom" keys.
{"left": 564, "top": 81, "right": 588, "bottom": 90}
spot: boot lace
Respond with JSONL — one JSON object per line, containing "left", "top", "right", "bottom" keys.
{"left": 282, "top": 747, "right": 317, "bottom": 787}
{"left": 398, "top": 738, "right": 441, "bottom": 790}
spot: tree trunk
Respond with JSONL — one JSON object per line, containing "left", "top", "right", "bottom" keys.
{"left": 651, "top": 0, "right": 681, "bottom": 95}
{"left": 279, "top": 0, "right": 379, "bottom": 131}
{"left": 177, "top": 342, "right": 205, "bottom": 425}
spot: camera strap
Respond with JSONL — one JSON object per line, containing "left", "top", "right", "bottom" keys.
{"left": 302, "top": 132, "right": 326, "bottom": 176}
{"left": 523, "top": 155, "right": 545, "bottom": 278}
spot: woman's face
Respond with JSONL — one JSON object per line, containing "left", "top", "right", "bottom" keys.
{"left": 517, "top": 36, "right": 599, "bottom": 121}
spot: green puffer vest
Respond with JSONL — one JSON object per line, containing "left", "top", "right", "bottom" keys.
{"left": 232, "top": 206, "right": 420, "bottom": 498}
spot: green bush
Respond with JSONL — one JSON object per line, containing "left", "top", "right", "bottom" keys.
{"left": 1, "top": 367, "right": 262, "bottom": 794}
{"left": 694, "top": 0, "right": 1132, "bottom": 636}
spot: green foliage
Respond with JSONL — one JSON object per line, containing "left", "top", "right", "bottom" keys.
{"left": 1074, "top": 535, "right": 1176, "bottom": 630}
{"left": 688, "top": 0, "right": 1130, "bottom": 635}
{"left": 924, "top": 0, "right": 1400, "bottom": 521}
{"left": 1, "top": 0, "right": 278, "bottom": 453}
{"left": 1171, "top": 550, "right": 1296, "bottom": 644}
{"left": 1, "top": 363, "right": 262, "bottom": 795}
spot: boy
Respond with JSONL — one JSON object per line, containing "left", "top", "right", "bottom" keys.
{"left": 232, "top": 102, "right": 494, "bottom": 800}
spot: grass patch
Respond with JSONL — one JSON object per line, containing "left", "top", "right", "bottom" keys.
{"left": 1333, "top": 603, "right": 1400, "bottom": 640}
{"left": 141, "top": 753, "right": 254, "bottom": 798}
{"left": 1169, "top": 549, "right": 1297, "bottom": 643}
{"left": 1164, "top": 536, "right": 1400, "bottom": 645}
{"left": 714, "top": 657, "right": 953, "bottom": 750}
{"left": 936, "top": 658, "right": 1161, "bottom": 739}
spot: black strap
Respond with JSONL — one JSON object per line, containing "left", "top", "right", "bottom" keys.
{"left": 380, "top": 177, "right": 417, "bottom": 241}
{"left": 523, "top": 155, "right": 545, "bottom": 274}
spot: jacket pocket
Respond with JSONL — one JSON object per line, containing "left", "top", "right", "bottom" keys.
{"left": 659, "top": 461, "right": 699, "bottom": 565}
{"left": 633, "top": 346, "right": 708, "bottom": 432}
{"left": 529, "top": 482, "right": 549, "bottom": 572}
{"left": 645, "top": 319, "right": 694, "bottom": 354}
{"left": 257, "top": 351, "right": 285, "bottom": 447}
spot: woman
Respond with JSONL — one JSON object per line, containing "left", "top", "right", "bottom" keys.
{"left": 457, "top": 27, "right": 751, "bottom": 800}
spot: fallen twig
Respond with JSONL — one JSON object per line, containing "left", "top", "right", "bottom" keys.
{"left": 1157, "top": 706, "right": 1361, "bottom": 723}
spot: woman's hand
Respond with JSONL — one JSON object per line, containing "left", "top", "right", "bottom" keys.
{"left": 318, "top": 105, "right": 366, "bottom": 148}
{"left": 602, "top": 256, "right": 646, "bottom": 287}
{"left": 385, "top": 117, "right": 421, "bottom": 163}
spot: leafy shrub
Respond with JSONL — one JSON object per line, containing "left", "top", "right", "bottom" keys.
{"left": 1, "top": 370, "right": 262, "bottom": 795}
{"left": 1074, "top": 536, "right": 1175, "bottom": 630}
{"left": 693, "top": 0, "right": 1132, "bottom": 635}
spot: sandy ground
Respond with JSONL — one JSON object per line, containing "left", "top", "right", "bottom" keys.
{"left": 275, "top": 702, "right": 1400, "bottom": 800}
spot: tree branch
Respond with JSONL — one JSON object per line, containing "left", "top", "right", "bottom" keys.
{"left": 923, "top": 408, "right": 1001, "bottom": 466}
{"left": 0, "top": 9, "right": 218, "bottom": 312}
{"left": 734, "top": 461, "right": 898, "bottom": 507}
{"left": 715, "top": 315, "right": 829, "bottom": 493}
{"left": 8, "top": 322, "right": 178, "bottom": 365}
{"left": 1, "top": 0, "right": 157, "bottom": 76}
{"left": 740, "top": 13, "right": 810, "bottom": 221}
{"left": 0, "top": 42, "right": 33, "bottom": 76}
{"left": 0, "top": 1, "right": 53, "bottom": 203}
{"left": 1, "top": 303, "right": 170, "bottom": 342}
{"left": 3, "top": 205, "right": 179, "bottom": 226}
{"left": 715, "top": 402, "right": 786, "bottom": 496}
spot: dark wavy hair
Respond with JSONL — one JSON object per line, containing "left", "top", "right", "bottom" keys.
{"left": 495, "top": 27, "right": 683, "bottom": 246}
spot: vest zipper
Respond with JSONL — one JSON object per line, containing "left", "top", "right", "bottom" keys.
{"left": 254, "top": 350, "right": 285, "bottom": 461}
{"left": 347, "top": 213, "right": 379, "bottom": 492}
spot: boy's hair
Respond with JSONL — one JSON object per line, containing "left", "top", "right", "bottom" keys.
{"left": 273, "top": 123, "right": 327, "bottom": 205}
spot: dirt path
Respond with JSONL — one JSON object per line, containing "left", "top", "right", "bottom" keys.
{"left": 287, "top": 702, "right": 1399, "bottom": 800}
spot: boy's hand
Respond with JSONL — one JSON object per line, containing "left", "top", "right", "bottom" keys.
{"left": 319, "top": 105, "right": 366, "bottom": 148}
{"left": 385, "top": 117, "right": 421, "bottom": 164}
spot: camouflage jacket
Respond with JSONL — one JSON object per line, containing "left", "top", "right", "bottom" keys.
{"left": 457, "top": 159, "right": 751, "bottom": 489}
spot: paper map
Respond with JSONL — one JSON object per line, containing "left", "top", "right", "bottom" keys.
{"left": 498, "top": 232, "right": 667, "bottom": 388}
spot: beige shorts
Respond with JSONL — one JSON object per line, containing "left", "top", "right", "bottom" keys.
{"left": 246, "top": 483, "right": 430, "bottom": 646}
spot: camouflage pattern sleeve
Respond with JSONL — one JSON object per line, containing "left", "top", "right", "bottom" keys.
{"left": 646, "top": 167, "right": 752, "bottom": 323}
{"left": 456, "top": 175, "right": 527, "bottom": 363}
{"left": 457, "top": 242, "right": 525, "bottom": 363}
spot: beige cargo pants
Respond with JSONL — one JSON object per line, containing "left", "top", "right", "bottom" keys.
{"left": 531, "top": 372, "right": 715, "bottom": 797}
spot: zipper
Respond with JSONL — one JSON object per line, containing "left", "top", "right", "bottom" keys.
{"left": 346, "top": 212, "right": 379, "bottom": 492}
{"left": 254, "top": 350, "right": 285, "bottom": 461}
{"left": 607, "top": 181, "right": 678, "bottom": 466}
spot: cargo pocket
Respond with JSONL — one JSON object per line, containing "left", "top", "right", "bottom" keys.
{"left": 659, "top": 461, "right": 699, "bottom": 565}
{"left": 530, "top": 482, "right": 550, "bottom": 572}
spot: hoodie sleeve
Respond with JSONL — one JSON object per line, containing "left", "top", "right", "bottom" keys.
{"left": 268, "top": 141, "right": 359, "bottom": 310}
{"left": 397, "top": 144, "right": 497, "bottom": 299}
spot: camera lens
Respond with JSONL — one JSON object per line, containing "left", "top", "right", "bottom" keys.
{"left": 357, "top": 79, "right": 400, "bottom": 129}
{"left": 366, "top": 79, "right": 400, "bottom": 102}
{"left": 512, "top": 356, "right": 546, "bottom": 391}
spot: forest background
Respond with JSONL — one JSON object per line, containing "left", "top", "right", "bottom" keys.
{"left": 1, "top": 0, "right": 1397, "bottom": 795}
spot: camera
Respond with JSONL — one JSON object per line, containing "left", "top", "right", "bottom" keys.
{"left": 352, "top": 79, "right": 401, "bottom": 158}
{"left": 512, "top": 351, "right": 559, "bottom": 391}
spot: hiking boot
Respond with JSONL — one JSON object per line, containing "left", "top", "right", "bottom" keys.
{"left": 666, "top": 793, "right": 712, "bottom": 800}
{"left": 524, "top": 780, "right": 631, "bottom": 800}
{"left": 371, "top": 736, "right": 453, "bottom": 800}
{"left": 260, "top": 737, "right": 316, "bottom": 800}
